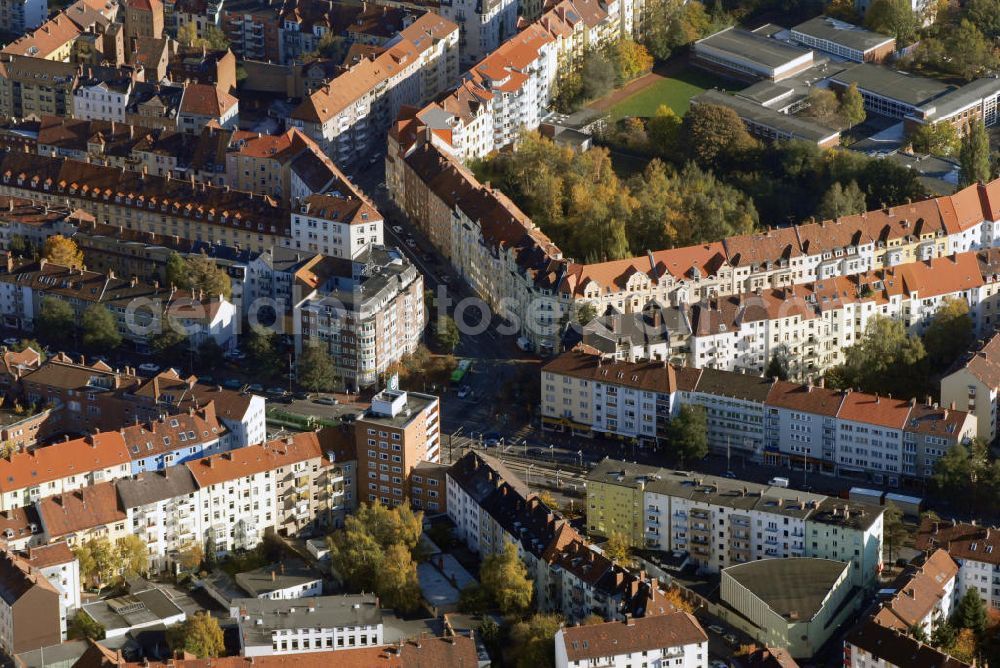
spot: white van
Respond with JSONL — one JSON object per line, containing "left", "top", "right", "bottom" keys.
{"left": 768, "top": 477, "right": 790, "bottom": 488}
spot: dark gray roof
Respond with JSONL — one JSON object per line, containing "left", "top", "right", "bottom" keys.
{"left": 830, "top": 63, "right": 950, "bottom": 108}
{"left": 694, "top": 89, "right": 840, "bottom": 143}
{"left": 115, "top": 467, "right": 199, "bottom": 509}
{"left": 724, "top": 558, "right": 849, "bottom": 620}
{"left": 920, "top": 78, "right": 1000, "bottom": 122}
{"left": 81, "top": 588, "right": 184, "bottom": 632}
{"left": 236, "top": 594, "right": 381, "bottom": 647}
{"left": 845, "top": 620, "right": 970, "bottom": 668}
{"left": 694, "top": 367, "right": 775, "bottom": 402}
{"left": 234, "top": 559, "right": 322, "bottom": 597}
{"left": 695, "top": 27, "right": 811, "bottom": 70}
{"left": 791, "top": 17, "right": 894, "bottom": 53}
{"left": 447, "top": 450, "right": 529, "bottom": 502}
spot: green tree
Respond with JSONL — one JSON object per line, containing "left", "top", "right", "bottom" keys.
{"left": 923, "top": 298, "right": 974, "bottom": 370}
{"left": 42, "top": 234, "right": 83, "bottom": 268}
{"left": 830, "top": 316, "right": 927, "bottom": 398}
{"left": 166, "top": 612, "right": 225, "bottom": 658}
{"left": 81, "top": 304, "right": 121, "bottom": 352}
{"left": 8, "top": 234, "right": 30, "bottom": 258}
{"left": 946, "top": 20, "right": 997, "bottom": 81}
{"left": 960, "top": 119, "right": 992, "bottom": 187}
{"left": 864, "top": 0, "right": 919, "bottom": 45}
{"left": 73, "top": 537, "right": 117, "bottom": 594}
{"left": 667, "top": 405, "right": 709, "bottom": 465}
{"left": 817, "top": 181, "right": 867, "bottom": 220}
{"left": 859, "top": 158, "right": 928, "bottom": 210}
{"left": 458, "top": 583, "right": 491, "bottom": 614}
{"left": 610, "top": 38, "right": 653, "bottom": 83}
{"left": 576, "top": 302, "right": 598, "bottom": 326}
{"left": 166, "top": 251, "right": 187, "bottom": 289}
{"left": 37, "top": 296, "right": 75, "bottom": 345}
{"left": 151, "top": 329, "right": 189, "bottom": 364}
{"left": 177, "top": 22, "right": 198, "bottom": 47}
{"left": 910, "top": 122, "right": 960, "bottom": 156}
{"left": 643, "top": 0, "right": 714, "bottom": 60}
{"left": 765, "top": 347, "right": 791, "bottom": 381}
{"left": 908, "top": 623, "right": 929, "bottom": 643}
{"left": 646, "top": 105, "right": 682, "bottom": 157}
{"left": 947, "top": 627, "right": 978, "bottom": 663}
{"left": 185, "top": 254, "right": 233, "bottom": 300}
{"left": 507, "top": 614, "right": 563, "bottom": 668}
{"left": 968, "top": 0, "right": 1000, "bottom": 39}
{"left": 582, "top": 50, "right": 615, "bottom": 100}
{"left": 839, "top": 82, "right": 867, "bottom": 128}
{"left": 197, "top": 337, "right": 225, "bottom": 370}
{"left": 883, "top": 502, "right": 907, "bottom": 563}
{"left": 436, "top": 316, "right": 461, "bottom": 353}
{"left": 67, "top": 611, "right": 105, "bottom": 640}
{"left": 953, "top": 587, "right": 988, "bottom": 636}
{"left": 480, "top": 543, "right": 533, "bottom": 615}
{"left": 377, "top": 543, "right": 421, "bottom": 613}
{"left": 176, "top": 541, "right": 204, "bottom": 571}
{"left": 115, "top": 535, "right": 149, "bottom": 579}
{"left": 605, "top": 531, "right": 631, "bottom": 564}
{"left": 682, "top": 103, "right": 758, "bottom": 167}
{"left": 803, "top": 87, "right": 839, "bottom": 120}
{"left": 244, "top": 328, "right": 281, "bottom": 378}
{"left": 298, "top": 344, "right": 337, "bottom": 392}
{"left": 932, "top": 620, "right": 958, "bottom": 648}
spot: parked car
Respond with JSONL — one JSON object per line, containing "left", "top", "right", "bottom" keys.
{"left": 707, "top": 625, "right": 724, "bottom": 635}
{"left": 723, "top": 471, "right": 737, "bottom": 479}
{"left": 293, "top": 391, "right": 312, "bottom": 400}
{"left": 392, "top": 225, "right": 403, "bottom": 234}
{"left": 457, "top": 386, "right": 471, "bottom": 399}
{"left": 266, "top": 387, "right": 287, "bottom": 397}
{"left": 138, "top": 362, "right": 160, "bottom": 374}
{"left": 405, "top": 238, "right": 417, "bottom": 248}
{"left": 225, "top": 349, "right": 246, "bottom": 361}
{"left": 724, "top": 634, "right": 738, "bottom": 646}
{"left": 223, "top": 378, "right": 242, "bottom": 390}
{"left": 2, "top": 337, "right": 18, "bottom": 347}
{"left": 248, "top": 383, "right": 265, "bottom": 393}
{"left": 313, "top": 396, "right": 337, "bottom": 406}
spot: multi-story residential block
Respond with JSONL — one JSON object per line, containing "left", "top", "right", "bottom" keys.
{"left": 72, "top": 67, "right": 138, "bottom": 122}
{"left": 0, "top": 57, "right": 78, "bottom": 120}
{"left": 177, "top": 83, "right": 239, "bottom": 132}
{"left": 125, "top": 81, "right": 184, "bottom": 129}
{"left": 440, "top": 0, "right": 517, "bottom": 68}
{"left": 0, "top": 14, "right": 82, "bottom": 61}
{"left": 447, "top": 450, "right": 666, "bottom": 623}
{"left": 0, "top": 550, "right": 62, "bottom": 655}
{"left": 554, "top": 612, "right": 709, "bottom": 668}
{"left": 234, "top": 594, "right": 383, "bottom": 657}
{"left": 294, "top": 246, "right": 424, "bottom": 389}
{"left": 17, "top": 542, "right": 81, "bottom": 631}
{"left": 844, "top": 619, "right": 970, "bottom": 668}
{"left": 0, "top": 0, "right": 47, "bottom": 34}
{"left": 871, "top": 548, "right": 958, "bottom": 637}
{"left": 115, "top": 466, "right": 201, "bottom": 572}
{"left": 0, "top": 433, "right": 132, "bottom": 512}
{"left": 122, "top": 408, "right": 226, "bottom": 474}
{"left": 124, "top": 0, "right": 164, "bottom": 39}
{"left": 221, "top": 0, "right": 284, "bottom": 62}
{"left": 586, "top": 459, "right": 885, "bottom": 592}
{"left": 941, "top": 331, "right": 1000, "bottom": 442}
{"left": 34, "top": 481, "right": 130, "bottom": 547}
{"left": 290, "top": 193, "right": 382, "bottom": 259}
{"left": 916, "top": 519, "right": 1000, "bottom": 611}
{"left": 289, "top": 12, "right": 459, "bottom": 167}
{"left": 355, "top": 390, "right": 439, "bottom": 508}
{"left": 543, "top": 349, "right": 977, "bottom": 485}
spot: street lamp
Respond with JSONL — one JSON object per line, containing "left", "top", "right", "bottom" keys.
{"left": 577, "top": 449, "right": 583, "bottom": 468}
{"left": 549, "top": 444, "right": 554, "bottom": 463}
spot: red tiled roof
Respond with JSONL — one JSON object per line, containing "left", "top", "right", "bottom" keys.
{"left": 559, "top": 612, "right": 707, "bottom": 662}
{"left": 36, "top": 482, "right": 126, "bottom": 538}
{"left": 0, "top": 433, "right": 130, "bottom": 493}
{"left": 186, "top": 433, "right": 322, "bottom": 487}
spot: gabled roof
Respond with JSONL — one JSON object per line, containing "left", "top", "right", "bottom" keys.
{"left": 0, "top": 433, "right": 130, "bottom": 493}
{"left": 36, "top": 482, "right": 126, "bottom": 538}
{"left": 559, "top": 612, "right": 706, "bottom": 661}
{"left": 186, "top": 433, "right": 322, "bottom": 487}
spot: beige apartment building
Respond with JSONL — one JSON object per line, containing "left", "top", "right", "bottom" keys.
{"left": 124, "top": 0, "right": 164, "bottom": 39}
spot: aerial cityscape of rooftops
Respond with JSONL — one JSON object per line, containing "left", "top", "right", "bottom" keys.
{"left": 0, "top": 0, "right": 999, "bottom": 664}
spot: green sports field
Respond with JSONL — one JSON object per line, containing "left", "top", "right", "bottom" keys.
{"left": 609, "top": 70, "right": 739, "bottom": 120}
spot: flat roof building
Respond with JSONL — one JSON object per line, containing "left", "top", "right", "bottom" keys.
{"left": 80, "top": 588, "right": 186, "bottom": 639}
{"left": 693, "top": 26, "right": 815, "bottom": 82}
{"left": 720, "top": 558, "right": 859, "bottom": 658}
{"left": 693, "top": 89, "right": 841, "bottom": 147}
{"left": 790, "top": 17, "right": 895, "bottom": 62}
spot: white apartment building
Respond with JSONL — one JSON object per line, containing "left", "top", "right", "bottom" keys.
{"left": 116, "top": 467, "right": 203, "bottom": 573}
{"left": 872, "top": 549, "right": 958, "bottom": 636}
{"left": 0, "top": 0, "right": 46, "bottom": 34}
{"left": 917, "top": 520, "right": 1000, "bottom": 611}
{"left": 544, "top": 350, "right": 978, "bottom": 486}
{"left": 554, "top": 612, "right": 709, "bottom": 668}
{"left": 606, "top": 463, "right": 885, "bottom": 591}
{"left": 0, "top": 433, "right": 132, "bottom": 512}
{"left": 289, "top": 13, "right": 458, "bottom": 167}
{"left": 191, "top": 385, "right": 267, "bottom": 450}
{"left": 289, "top": 194, "right": 383, "bottom": 259}
{"left": 441, "top": 0, "right": 518, "bottom": 68}
{"left": 234, "top": 594, "right": 383, "bottom": 657}
{"left": 940, "top": 328, "right": 1000, "bottom": 442}
{"left": 19, "top": 542, "right": 80, "bottom": 639}
{"left": 73, "top": 80, "right": 132, "bottom": 123}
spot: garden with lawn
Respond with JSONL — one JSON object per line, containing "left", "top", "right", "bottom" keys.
{"left": 608, "top": 69, "right": 738, "bottom": 120}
